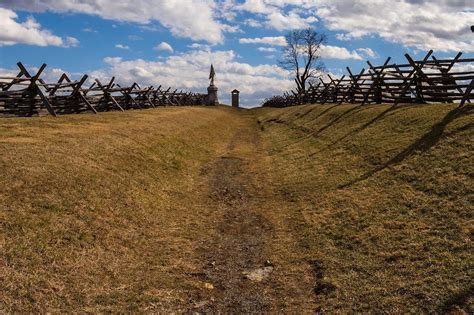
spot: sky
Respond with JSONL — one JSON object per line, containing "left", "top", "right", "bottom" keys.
{"left": 0, "top": 0, "right": 473, "bottom": 107}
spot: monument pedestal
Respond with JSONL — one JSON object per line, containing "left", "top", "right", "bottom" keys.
{"left": 207, "top": 84, "right": 219, "bottom": 106}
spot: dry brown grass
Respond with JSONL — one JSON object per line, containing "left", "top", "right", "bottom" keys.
{"left": 0, "top": 106, "right": 245, "bottom": 312}
{"left": 1, "top": 103, "right": 472, "bottom": 313}
{"left": 256, "top": 103, "right": 473, "bottom": 313}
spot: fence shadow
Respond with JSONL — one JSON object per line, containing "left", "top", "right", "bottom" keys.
{"left": 298, "top": 104, "right": 340, "bottom": 124}
{"left": 293, "top": 106, "right": 319, "bottom": 120}
{"left": 339, "top": 104, "right": 474, "bottom": 188}
{"left": 309, "top": 104, "right": 408, "bottom": 157}
{"left": 437, "top": 285, "right": 474, "bottom": 314}
{"left": 271, "top": 104, "right": 366, "bottom": 154}
{"left": 263, "top": 105, "right": 308, "bottom": 125}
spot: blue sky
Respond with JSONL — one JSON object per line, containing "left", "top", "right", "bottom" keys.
{"left": 0, "top": 0, "right": 473, "bottom": 107}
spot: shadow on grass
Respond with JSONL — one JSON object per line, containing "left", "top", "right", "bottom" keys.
{"left": 310, "top": 104, "right": 407, "bottom": 157}
{"left": 271, "top": 104, "right": 365, "bottom": 153}
{"left": 309, "top": 104, "right": 425, "bottom": 157}
{"left": 339, "top": 105, "right": 474, "bottom": 188}
{"left": 293, "top": 106, "right": 319, "bottom": 120}
{"left": 307, "top": 104, "right": 365, "bottom": 136}
{"left": 299, "top": 104, "right": 340, "bottom": 125}
{"left": 438, "top": 285, "right": 474, "bottom": 314}
{"left": 266, "top": 105, "right": 311, "bottom": 123}
{"left": 264, "top": 104, "right": 336, "bottom": 126}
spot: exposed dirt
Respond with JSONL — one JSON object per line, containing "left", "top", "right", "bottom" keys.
{"left": 185, "top": 118, "right": 279, "bottom": 313}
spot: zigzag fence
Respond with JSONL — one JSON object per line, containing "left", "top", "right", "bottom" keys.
{"left": 0, "top": 63, "right": 208, "bottom": 117}
{"left": 262, "top": 50, "right": 474, "bottom": 108}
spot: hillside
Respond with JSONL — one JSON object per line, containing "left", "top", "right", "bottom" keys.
{"left": 0, "top": 104, "right": 472, "bottom": 313}
{"left": 256, "top": 103, "right": 473, "bottom": 313}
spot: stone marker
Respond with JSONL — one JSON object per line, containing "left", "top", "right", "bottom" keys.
{"left": 207, "top": 64, "right": 219, "bottom": 106}
{"left": 231, "top": 89, "right": 240, "bottom": 108}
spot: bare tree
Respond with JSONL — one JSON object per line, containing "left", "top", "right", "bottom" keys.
{"left": 279, "top": 28, "right": 327, "bottom": 94}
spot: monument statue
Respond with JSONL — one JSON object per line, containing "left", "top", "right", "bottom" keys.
{"left": 209, "top": 64, "right": 216, "bottom": 86}
{"left": 207, "top": 64, "right": 219, "bottom": 105}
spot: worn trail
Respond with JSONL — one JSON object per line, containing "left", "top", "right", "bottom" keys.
{"left": 182, "top": 111, "right": 317, "bottom": 313}
{"left": 185, "top": 114, "right": 280, "bottom": 313}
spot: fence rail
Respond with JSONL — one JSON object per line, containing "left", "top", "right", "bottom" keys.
{"left": 262, "top": 50, "right": 474, "bottom": 108}
{"left": 0, "top": 63, "right": 208, "bottom": 117}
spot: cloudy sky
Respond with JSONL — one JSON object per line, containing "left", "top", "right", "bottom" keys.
{"left": 0, "top": 0, "right": 473, "bottom": 107}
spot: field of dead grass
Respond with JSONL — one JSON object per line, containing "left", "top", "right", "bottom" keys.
{"left": 0, "top": 106, "right": 245, "bottom": 312}
{"left": 256, "top": 103, "right": 473, "bottom": 313}
{"left": 0, "top": 103, "right": 472, "bottom": 313}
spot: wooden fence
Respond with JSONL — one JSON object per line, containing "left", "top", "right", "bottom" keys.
{"left": 0, "top": 63, "right": 208, "bottom": 117}
{"left": 263, "top": 50, "right": 474, "bottom": 107}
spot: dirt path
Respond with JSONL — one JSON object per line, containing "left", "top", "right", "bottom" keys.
{"left": 185, "top": 114, "right": 279, "bottom": 313}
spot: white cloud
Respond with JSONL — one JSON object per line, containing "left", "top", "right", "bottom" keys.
{"left": 237, "top": 0, "right": 276, "bottom": 14}
{"left": 258, "top": 47, "right": 277, "bottom": 52}
{"left": 243, "top": 18, "right": 263, "bottom": 28}
{"left": 155, "top": 42, "right": 174, "bottom": 53}
{"left": 320, "top": 45, "right": 363, "bottom": 60}
{"left": 115, "top": 44, "right": 130, "bottom": 50}
{"left": 356, "top": 48, "right": 378, "bottom": 59}
{"left": 315, "top": 0, "right": 474, "bottom": 52}
{"left": 139, "top": 24, "right": 161, "bottom": 32}
{"left": 3, "top": 0, "right": 472, "bottom": 51}
{"left": 451, "top": 62, "right": 474, "bottom": 76}
{"left": 215, "top": 0, "right": 238, "bottom": 21}
{"left": 239, "top": 36, "right": 287, "bottom": 46}
{"left": 242, "top": 36, "right": 370, "bottom": 60}
{"left": 82, "top": 27, "right": 98, "bottom": 33}
{"left": 335, "top": 33, "right": 351, "bottom": 41}
{"left": 1, "top": 0, "right": 227, "bottom": 44}
{"left": 236, "top": 1, "right": 318, "bottom": 30}
{"left": 234, "top": 0, "right": 474, "bottom": 52}
{"left": 0, "top": 67, "right": 22, "bottom": 79}
{"left": 266, "top": 10, "right": 317, "bottom": 31}
{"left": 0, "top": 8, "right": 78, "bottom": 47}
{"left": 97, "top": 49, "right": 293, "bottom": 107}
{"left": 221, "top": 23, "right": 243, "bottom": 33}
{"left": 188, "top": 43, "right": 212, "bottom": 51}
{"left": 64, "top": 36, "right": 79, "bottom": 48}
{"left": 103, "top": 57, "right": 123, "bottom": 64}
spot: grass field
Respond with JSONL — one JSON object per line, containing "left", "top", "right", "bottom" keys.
{"left": 0, "top": 104, "right": 472, "bottom": 313}
{"left": 256, "top": 103, "right": 473, "bottom": 313}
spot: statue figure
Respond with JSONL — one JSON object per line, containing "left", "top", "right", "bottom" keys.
{"left": 207, "top": 64, "right": 219, "bottom": 105}
{"left": 209, "top": 64, "right": 216, "bottom": 86}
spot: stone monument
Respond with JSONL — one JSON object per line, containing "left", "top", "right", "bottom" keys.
{"left": 207, "top": 64, "right": 219, "bottom": 106}
{"left": 231, "top": 89, "right": 240, "bottom": 108}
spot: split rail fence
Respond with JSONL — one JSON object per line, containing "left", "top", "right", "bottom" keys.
{"left": 263, "top": 50, "right": 474, "bottom": 107}
{"left": 0, "top": 63, "right": 208, "bottom": 117}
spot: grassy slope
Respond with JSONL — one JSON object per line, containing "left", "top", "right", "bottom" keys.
{"left": 1, "top": 104, "right": 472, "bottom": 313}
{"left": 0, "top": 107, "right": 243, "bottom": 312}
{"left": 256, "top": 103, "right": 473, "bottom": 313}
